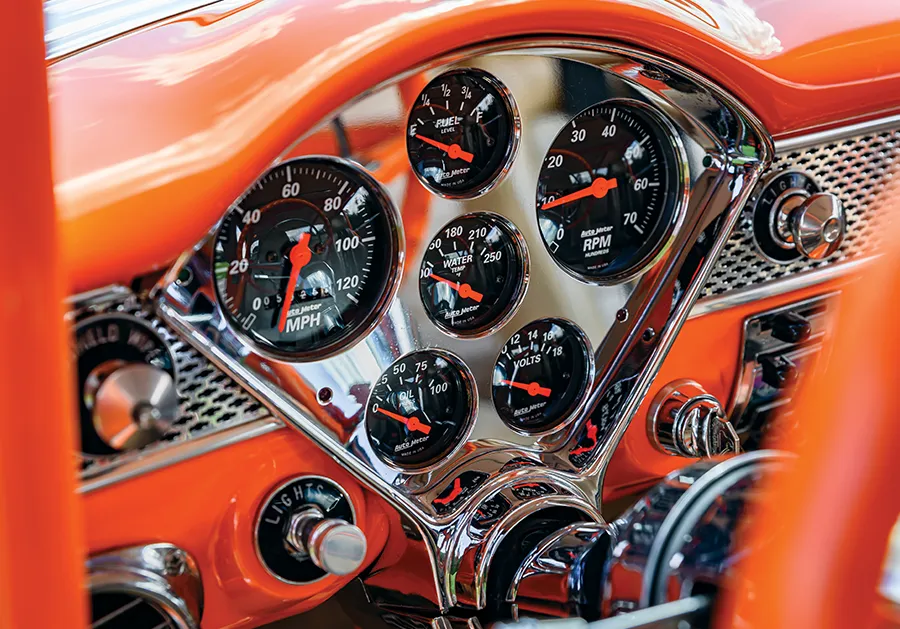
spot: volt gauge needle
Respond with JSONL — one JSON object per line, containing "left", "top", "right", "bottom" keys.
{"left": 500, "top": 380, "right": 552, "bottom": 398}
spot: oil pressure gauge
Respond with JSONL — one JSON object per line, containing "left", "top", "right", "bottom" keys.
{"left": 492, "top": 318, "right": 594, "bottom": 435}
{"left": 406, "top": 68, "right": 520, "bottom": 198}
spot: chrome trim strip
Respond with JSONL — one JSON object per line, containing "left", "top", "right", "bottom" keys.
{"left": 45, "top": 0, "right": 221, "bottom": 61}
{"left": 774, "top": 113, "right": 900, "bottom": 153}
{"left": 689, "top": 256, "right": 875, "bottom": 318}
{"left": 79, "top": 418, "right": 283, "bottom": 493}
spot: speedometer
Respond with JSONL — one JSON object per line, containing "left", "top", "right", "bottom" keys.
{"left": 536, "top": 101, "right": 684, "bottom": 283}
{"left": 214, "top": 156, "right": 403, "bottom": 360}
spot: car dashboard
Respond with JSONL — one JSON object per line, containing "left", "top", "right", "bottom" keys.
{"left": 37, "top": 1, "right": 900, "bottom": 627}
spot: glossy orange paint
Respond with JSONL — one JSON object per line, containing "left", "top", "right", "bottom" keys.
{"left": 49, "top": 0, "right": 900, "bottom": 292}
{"left": 83, "top": 427, "right": 393, "bottom": 628}
{"left": 721, "top": 233, "right": 900, "bottom": 627}
{"left": 0, "top": 2, "right": 87, "bottom": 628}
{"left": 603, "top": 272, "right": 863, "bottom": 502}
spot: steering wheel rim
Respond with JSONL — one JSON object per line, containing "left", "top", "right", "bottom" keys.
{"left": 0, "top": 3, "right": 87, "bottom": 627}
{"left": 723, "top": 238, "right": 900, "bottom": 627}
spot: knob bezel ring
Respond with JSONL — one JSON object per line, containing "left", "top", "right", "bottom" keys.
{"left": 253, "top": 475, "right": 358, "bottom": 586}
{"left": 747, "top": 169, "right": 822, "bottom": 265}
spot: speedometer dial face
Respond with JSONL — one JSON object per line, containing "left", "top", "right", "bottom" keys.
{"left": 536, "top": 101, "right": 683, "bottom": 283}
{"left": 492, "top": 318, "right": 594, "bottom": 435}
{"left": 214, "top": 157, "right": 403, "bottom": 360}
{"left": 366, "top": 350, "right": 476, "bottom": 471}
{"left": 406, "top": 69, "right": 519, "bottom": 198}
{"left": 419, "top": 213, "right": 528, "bottom": 337}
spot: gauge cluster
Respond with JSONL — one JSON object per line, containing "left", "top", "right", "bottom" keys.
{"left": 158, "top": 43, "right": 769, "bottom": 541}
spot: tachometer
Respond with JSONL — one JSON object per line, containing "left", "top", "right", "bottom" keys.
{"left": 492, "top": 318, "right": 594, "bottom": 435}
{"left": 419, "top": 213, "right": 528, "bottom": 337}
{"left": 536, "top": 101, "right": 684, "bottom": 283}
{"left": 366, "top": 350, "right": 476, "bottom": 471}
{"left": 406, "top": 69, "right": 519, "bottom": 198}
{"left": 214, "top": 156, "right": 403, "bottom": 360}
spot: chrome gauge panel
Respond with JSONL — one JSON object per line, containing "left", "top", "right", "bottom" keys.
{"left": 157, "top": 41, "right": 771, "bottom": 610}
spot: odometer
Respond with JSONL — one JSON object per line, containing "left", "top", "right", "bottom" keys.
{"left": 492, "top": 319, "right": 594, "bottom": 434}
{"left": 536, "top": 101, "right": 683, "bottom": 283}
{"left": 419, "top": 213, "right": 528, "bottom": 337}
{"left": 366, "top": 350, "right": 476, "bottom": 471}
{"left": 214, "top": 157, "right": 403, "bottom": 359}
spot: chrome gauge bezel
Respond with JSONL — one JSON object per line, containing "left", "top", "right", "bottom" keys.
{"left": 406, "top": 68, "right": 522, "bottom": 200}
{"left": 536, "top": 98, "right": 690, "bottom": 286}
{"left": 418, "top": 211, "right": 530, "bottom": 339}
{"left": 212, "top": 155, "right": 405, "bottom": 363}
{"left": 364, "top": 349, "right": 479, "bottom": 474}
{"left": 491, "top": 317, "right": 596, "bottom": 438}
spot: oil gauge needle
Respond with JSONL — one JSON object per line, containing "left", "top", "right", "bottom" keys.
{"left": 377, "top": 407, "right": 432, "bottom": 435}
{"left": 501, "top": 380, "right": 552, "bottom": 398}
{"left": 429, "top": 273, "right": 483, "bottom": 302}
{"left": 277, "top": 232, "right": 312, "bottom": 333}
{"left": 414, "top": 134, "right": 475, "bottom": 163}
{"left": 541, "top": 177, "right": 617, "bottom": 210}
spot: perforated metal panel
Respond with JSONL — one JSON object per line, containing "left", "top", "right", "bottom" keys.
{"left": 78, "top": 293, "right": 274, "bottom": 479}
{"left": 701, "top": 127, "right": 900, "bottom": 297}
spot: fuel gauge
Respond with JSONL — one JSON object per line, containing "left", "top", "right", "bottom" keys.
{"left": 406, "top": 69, "right": 519, "bottom": 198}
{"left": 492, "top": 318, "right": 594, "bottom": 435}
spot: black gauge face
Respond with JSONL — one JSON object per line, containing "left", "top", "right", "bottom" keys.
{"left": 214, "top": 157, "right": 402, "bottom": 359}
{"left": 366, "top": 350, "right": 475, "bottom": 470}
{"left": 406, "top": 69, "right": 518, "bottom": 197}
{"left": 492, "top": 318, "right": 593, "bottom": 434}
{"left": 419, "top": 213, "right": 527, "bottom": 336}
{"left": 74, "top": 315, "right": 175, "bottom": 455}
{"left": 536, "top": 102, "right": 681, "bottom": 282}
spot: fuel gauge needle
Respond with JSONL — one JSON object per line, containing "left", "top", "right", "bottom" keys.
{"left": 377, "top": 407, "right": 432, "bottom": 435}
{"left": 415, "top": 134, "right": 475, "bottom": 163}
{"left": 501, "top": 380, "right": 552, "bottom": 398}
{"left": 429, "top": 273, "right": 483, "bottom": 302}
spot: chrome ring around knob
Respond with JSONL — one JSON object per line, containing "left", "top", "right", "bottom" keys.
{"left": 649, "top": 379, "right": 740, "bottom": 458}
{"left": 789, "top": 192, "right": 845, "bottom": 259}
{"left": 92, "top": 363, "right": 178, "bottom": 451}
{"left": 285, "top": 506, "right": 367, "bottom": 576}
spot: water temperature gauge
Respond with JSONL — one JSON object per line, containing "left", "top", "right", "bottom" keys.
{"left": 492, "top": 318, "right": 594, "bottom": 435}
{"left": 366, "top": 350, "right": 476, "bottom": 471}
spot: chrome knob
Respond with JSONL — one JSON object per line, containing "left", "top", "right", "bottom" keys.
{"left": 285, "top": 506, "right": 367, "bottom": 576}
{"left": 93, "top": 363, "right": 178, "bottom": 450}
{"left": 649, "top": 380, "right": 740, "bottom": 458}
{"left": 774, "top": 192, "right": 845, "bottom": 260}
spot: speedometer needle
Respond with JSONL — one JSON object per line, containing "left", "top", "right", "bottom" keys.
{"left": 377, "top": 407, "right": 432, "bottom": 435}
{"left": 429, "top": 273, "right": 483, "bottom": 302}
{"left": 277, "top": 232, "right": 312, "bottom": 333}
{"left": 501, "top": 380, "right": 552, "bottom": 397}
{"left": 540, "top": 177, "right": 618, "bottom": 211}
{"left": 414, "top": 134, "right": 475, "bottom": 163}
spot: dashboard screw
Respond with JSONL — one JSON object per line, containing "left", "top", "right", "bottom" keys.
{"left": 163, "top": 549, "right": 187, "bottom": 576}
{"left": 317, "top": 387, "right": 333, "bottom": 405}
{"left": 616, "top": 308, "right": 629, "bottom": 323}
{"left": 642, "top": 328, "right": 656, "bottom": 342}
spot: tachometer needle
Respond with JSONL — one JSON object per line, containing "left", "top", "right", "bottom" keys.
{"left": 377, "top": 407, "right": 432, "bottom": 435}
{"left": 429, "top": 273, "right": 483, "bottom": 302}
{"left": 277, "top": 232, "right": 312, "bottom": 333}
{"left": 414, "top": 134, "right": 475, "bottom": 163}
{"left": 501, "top": 379, "right": 552, "bottom": 397}
{"left": 540, "top": 177, "right": 618, "bottom": 211}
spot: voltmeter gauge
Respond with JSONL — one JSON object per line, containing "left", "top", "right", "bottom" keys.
{"left": 492, "top": 318, "right": 594, "bottom": 435}
{"left": 366, "top": 350, "right": 476, "bottom": 471}
{"left": 419, "top": 213, "right": 528, "bottom": 337}
{"left": 536, "top": 100, "right": 684, "bottom": 283}
{"left": 406, "top": 69, "right": 519, "bottom": 198}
